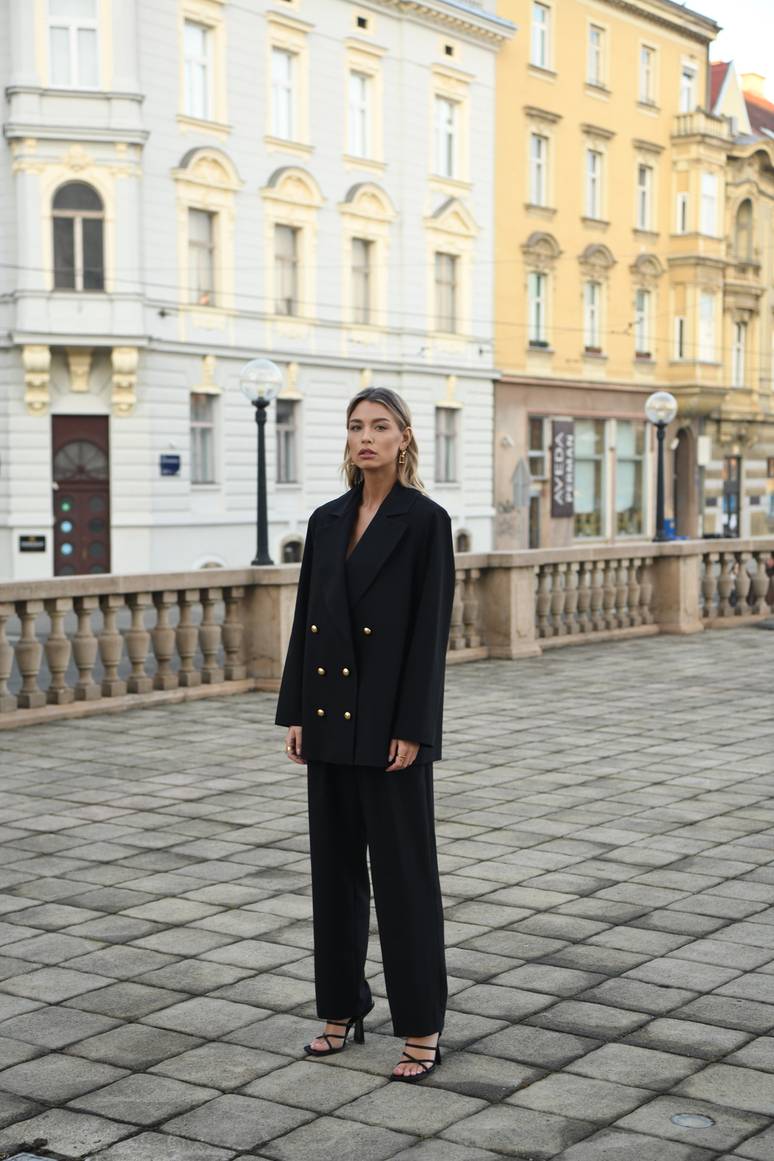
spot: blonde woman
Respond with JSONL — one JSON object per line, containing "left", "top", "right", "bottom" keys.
{"left": 276, "top": 386, "right": 455, "bottom": 1082}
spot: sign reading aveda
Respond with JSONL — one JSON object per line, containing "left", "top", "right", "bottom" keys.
{"left": 551, "top": 419, "right": 575, "bottom": 518}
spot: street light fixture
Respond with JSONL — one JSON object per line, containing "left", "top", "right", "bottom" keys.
{"left": 645, "top": 390, "right": 678, "bottom": 543}
{"left": 240, "top": 357, "right": 282, "bottom": 565}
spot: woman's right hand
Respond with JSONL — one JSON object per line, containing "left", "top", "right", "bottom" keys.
{"left": 285, "top": 725, "right": 305, "bottom": 765}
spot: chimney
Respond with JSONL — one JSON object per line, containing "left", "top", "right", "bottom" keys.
{"left": 741, "top": 72, "right": 766, "bottom": 97}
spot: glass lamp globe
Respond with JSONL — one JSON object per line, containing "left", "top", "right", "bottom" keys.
{"left": 645, "top": 390, "right": 678, "bottom": 426}
{"left": 239, "top": 358, "right": 282, "bottom": 404}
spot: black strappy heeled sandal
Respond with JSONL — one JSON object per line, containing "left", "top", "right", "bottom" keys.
{"left": 303, "top": 1001, "right": 374, "bottom": 1057}
{"left": 390, "top": 1038, "right": 442, "bottom": 1083}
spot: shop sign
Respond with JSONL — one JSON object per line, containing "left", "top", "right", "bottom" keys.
{"left": 551, "top": 419, "right": 575, "bottom": 518}
{"left": 19, "top": 535, "right": 46, "bottom": 553}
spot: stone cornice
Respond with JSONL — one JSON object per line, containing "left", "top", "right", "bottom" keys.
{"left": 599, "top": 0, "right": 718, "bottom": 45}
{"left": 373, "top": 0, "right": 515, "bottom": 45}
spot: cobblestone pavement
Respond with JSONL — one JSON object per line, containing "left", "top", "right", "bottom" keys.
{"left": 0, "top": 629, "right": 772, "bottom": 1161}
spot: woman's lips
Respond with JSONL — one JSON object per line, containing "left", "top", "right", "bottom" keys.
{"left": 358, "top": 450, "right": 376, "bottom": 457}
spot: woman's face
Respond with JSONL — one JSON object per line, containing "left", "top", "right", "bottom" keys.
{"left": 347, "top": 401, "right": 409, "bottom": 473}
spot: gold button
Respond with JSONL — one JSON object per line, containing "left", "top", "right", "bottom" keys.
{"left": 317, "top": 667, "right": 326, "bottom": 676}
{"left": 362, "top": 626, "right": 372, "bottom": 635}
{"left": 344, "top": 711, "right": 352, "bottom": 720}
{"left": 341, "top": 667, "right": 350, "bottom": 677}
{"left": 310, "top": 624, "right": 318, "bottom": 633}
{"left": 316, "top": 708, "right": 325, "bottom": 717}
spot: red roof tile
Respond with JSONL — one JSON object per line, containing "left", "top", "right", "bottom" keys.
{"left": 710, "top": 61, "right": 729, "bottom": 110}
{"left": 745, "top": 88, "right": 774, "bottom": 136}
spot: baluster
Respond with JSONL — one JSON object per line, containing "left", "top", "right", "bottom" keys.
{"left": 125, "top": 592, "right": 153, "bottom": 694}
{"left": 45, "top": 597, "right": 74, "bottom": 705}
{"left": 152, "top": 591, "right": 179, "bottom": 691}
{"left": 640, "top": 556, "right": 655, "bottom": 624}
{"left": 576, "top": 562, "right": 591, "bottom": 633}
{"left": 701, "top": 552, "right": 718, "bottom": 621}
{"left": 15, "top": 600, "right": 45, "bottom": 709}
{"left": 564, "top": 562, "right": 579, "bottom": 636}
{"left": 734, "top": 552, "right": 751, "bottom": 616}
{"left": 463, "top": 569, "right": 481, "bottom": 647}
{"left": 717, "top": 553, "right": 735, "bottom": 618}
{"left": 72, "top": 595, "right": 100, "bottom": 700}
{"left": 550, "top": 563, "right": 566, "bottom": 635}
{"left": 628, "top": 558, "right": 642, "bottom": 627}
{"left": 223, "top": 586, "right": 247, "bottom": 680}
{"left": 200, "top": 587, "right": 224, "bottom": 683}
{"left": 751, "top": 552, "right": 768, "bottom": 614}
{"left": 536, "top": 565, "right": 552, "bottom": 637}
{"left": 615, "top": 559, "right": 630, "bottom": 628}
{"left": 99, "top": 594, "right": 126, "bottom": 696}
{"left": 602, "top": 561, "right": 617, "bottom": 630}
{"left": 0, "top": 603, "right": 18, "bottom": 712}
{"left": 177, "top": 589, "right": 201, "bottom": 687}
{"left": 450, "top": 570, "right": 465, "bottom": 650}
{"left": 590, "top": 560, "right": 605, "bottom": 631}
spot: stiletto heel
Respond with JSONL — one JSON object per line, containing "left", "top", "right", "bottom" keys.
{"left": 303, "top": 1000, "right": 374, "bottom": 1058}
{"left": 354, "top": 1016, "right": 365, "bottom": 1044}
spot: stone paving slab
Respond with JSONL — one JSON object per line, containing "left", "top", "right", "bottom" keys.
{"left": 0, "top": 632, "right": 773, "bottom": 1158}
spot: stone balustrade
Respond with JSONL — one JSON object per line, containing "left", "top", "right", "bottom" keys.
{"left": 1, "top": 537, "right": 771, "bottom": 727}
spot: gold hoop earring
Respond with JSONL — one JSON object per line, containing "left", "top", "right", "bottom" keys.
{"left": 398, "top": 450, "right": 406, "bottom": 464}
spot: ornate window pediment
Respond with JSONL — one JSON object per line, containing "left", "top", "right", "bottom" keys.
{"left": 426, "top": 196, "right": 478, "bottom": 238}
{"left": 522, "top": 230, "right": 561, "bottom": 269}
{"left": 262, "top": 166, "right": 323, "bottom": 208}
{"left": 578, "top": 243, "right": 615, "bottom": 279}
{"left": 630, "top": 252, "right": 663, "bottom": 286}
{"left": 174, "top": 147, "right": 242, "bottom": 191}
{"left": 341, "top": 182, "right": 395, "bottom": 222}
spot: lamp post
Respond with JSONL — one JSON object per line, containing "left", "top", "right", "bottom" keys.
{"left": 645, "top": 390, "right": 678, "bottom": 543}
{"left": 240, "top": 357, "right": 282, "bottom": 565}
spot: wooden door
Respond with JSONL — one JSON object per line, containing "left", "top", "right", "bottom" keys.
{"left": 52, "top": 416, "right": 111, "bottom": 575}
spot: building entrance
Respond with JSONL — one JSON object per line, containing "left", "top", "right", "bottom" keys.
{"left": 52, "top": 415, "right": 111, "bottom": 575}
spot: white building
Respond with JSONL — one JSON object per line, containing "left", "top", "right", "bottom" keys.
{"left": 0, "top": 0, "right": 512, "bottom": 580}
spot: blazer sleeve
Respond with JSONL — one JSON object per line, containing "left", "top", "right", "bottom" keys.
{"left": 391, "top": 506, "right": 455, "bottom": 747}
{"left": 275, "top": 510, "right": 317, "bottom": 727}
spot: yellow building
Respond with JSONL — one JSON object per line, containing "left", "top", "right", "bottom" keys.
{"left": 494, "top": 0, "right": 720, "bottom": 547}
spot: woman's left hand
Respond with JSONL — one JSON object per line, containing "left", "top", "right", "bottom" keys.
{"left": 386, "top": 738, "right": 420, "bottom": 772}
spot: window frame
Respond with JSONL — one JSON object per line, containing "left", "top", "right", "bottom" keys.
{"left": 639, "top": 44, "right": 656, "bottom": 105}
{"left": 634, "top": 287, "right": 651, "bottom": 357}
{"left": 48, "top": 0, "right": 100, "bottom": 89}
{"left": 674, "top": 315, "right": 686, "bottom": 360}
{"left": 528, "top": 270, "right": 548, "bottom": 346}
{"left": 636, "top": 163, "right": 653, "bottom": 231}
{"left": 348, "top": 70, "right": 372, "bottom": 159}
{"left": 274, "top": 223, "right": 301, "bottom": 316}
{"left": 615, "top": 419, "right": 645, "bottom": 537}
{"left": 434, "top": 250, "right": 459, "bottom": 334}
{"left": 351, "top": 236, "right": 373, "bottom": 326}
{"left": 190, "top": 391, "right": 217, "bottom": 485}
{"left": 529, "top": 132, "right": 548, "bottom": 206}
{"left": 583, "top": 280, "right": 602, "bottom": 352}
{"left": 434, "top": 94, "right": 458, "bottom": 179}
{"left": 574, "top": 418, "right": 607, "bottom": 539}
{"left": 52, "top": 181, "right": 105, "bottom": 292}
{"left": 587, "top": 23, "right": 605, "bottom": 87}
{"left": 183, "top": 18, "right": 213, "bottom": 121}
{"left": 698, "top": 291, "right": 716, "bottom": 362}
{"left": 434, "top": 405, "right": 459, "bottom": 484}
{"left": 732, "top": 320, "right": 747, "bottom": 387}
{"left": 585, "top": 148, "right": 603, "bottom": 220}
{"left": 675, "top": 191, "right": 689, "bottom": 234}
{"left": 187, "top": 207, "right": 217, "bottom": 307}
{"left": 679, "top": 61, "right": 698, "bottom": 113}
{"left": 528, "top": 415, "right": 548, "bottom": 479}
{"left": 271, "top": 46, "right": 295, "bottom": 141}
{"left": 530, "top": 1, "right": 551, "bottom": 69}
{"left": 275, "top": 397, "right": 299, "bottom": 484}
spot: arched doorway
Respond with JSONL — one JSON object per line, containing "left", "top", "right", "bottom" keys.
{"left": 673, "top": 427, "right": 697, "bottom": 537}
{"left": 52, "top": 416, "right": 111, "bottom": 575}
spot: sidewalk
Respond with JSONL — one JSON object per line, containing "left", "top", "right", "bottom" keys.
{"left": 0, "top": 629, "right": 772, "bottom": 1160}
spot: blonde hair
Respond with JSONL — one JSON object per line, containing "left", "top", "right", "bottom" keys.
{"left": 342, "top": 387, "right": 425, "bottom": 492}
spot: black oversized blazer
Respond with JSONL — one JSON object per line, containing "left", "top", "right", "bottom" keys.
{"left": 275, "top": 480, "right": 455, "bottom": 768}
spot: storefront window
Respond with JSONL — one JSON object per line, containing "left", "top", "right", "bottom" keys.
{"left": 574, "top": 419, "right": 605, "bottom": 537}
{"left": 616, "top": 421, "right": 644, "bottom": 535}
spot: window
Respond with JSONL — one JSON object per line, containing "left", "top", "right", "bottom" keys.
{"left": 434, "top": 95, "right": 457, "bottom": 178}
{"left": 276, "top": 399, "right": 297, "bottom": 483}
{"left": 732, "top": 321, "right": 747, "bottom": 387}
{"left": 271, "top": 47, "right": 294, "bottom": 139}
{"left": 634, "top": 288, "right": 651, "bottom": 357}
{"left": 636, "top": 164, "right": 653, "bottom": 230}
{"left": 528, "top": 416, "right": 547, "bottom": 477}
{"left": 674, "top": 316, "right": 686, "bottom": 360}
{"left": 183, "top": 20, "right": 211, "bottom": 119}
{"left": 53, "top": 181, "right": 104, "bottom": 291}
{"left": 587, "top": 25, "right": 604, "bottom": 86}
{"left": 699, "top": 292, "right": 715, "bottom": 361}
{"left": 700, "top": 172, "right": 718, "bottom": 235}
{"left": 435, "top": 407, "right": 458, "bottom": 483}
{"left": 351, "top": 237, "right": 373, "bottom": 325}
{"left": 348, "top": 71, "right": 371, "bottom": 157}
{"left": 49, "top": 0, "right": 98, "bottom": 88}
{"left": 574, "top": 419, "right": 605, "bottom": 538}
{"left": 679, "top": 63, "right": 697, "bottom": 113}
{"left": 531, "top": 2, "right": 550, "bottom": 69}
{"left": 586, "top": 149, "right": 603, "bottom": 219}
{"left": 583, "top": 281, "right": 602, "bottom": 351}
{"left": 735, "top": 199, "right": 753, "bottom": 260}
{"left": 529, "top": 133, "right": 548, "bottom": 205}
{"left": 434, "top": 251, "right": 458, "bottom": 332}
{"left": 528, "top": 271, "right": 548, "bottom": 345}
{"left": 639, "top": 45, "right": 655, "bottom": 103}
{"left": 188, "top": 208, "right": 216, "bottom": 306}
{"left": 190, "top": 393, "right": 215, "bottom": 484}
{"left": 616, "top": 421, "right": 644, "bottom": 535}
{"left": 676, "top": 191, "right": 689, "bottom": 234}
{"left": 274, "top": 224, "right": 300, "bottom": 315}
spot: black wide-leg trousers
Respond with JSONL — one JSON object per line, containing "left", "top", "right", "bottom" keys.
{"left": 306, "top": 760, "right": 447, "bottom": 1037}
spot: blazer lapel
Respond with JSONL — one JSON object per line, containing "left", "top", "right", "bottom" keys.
{"left": 317, "top": 484, "right": 360, "bottom": 644}
{"left": 345, "top": 482, "right": 416, "bottom": 609}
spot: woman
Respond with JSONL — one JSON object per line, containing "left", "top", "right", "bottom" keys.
{"left": 275, "top": 386, "right": 455, "bottom": 1082}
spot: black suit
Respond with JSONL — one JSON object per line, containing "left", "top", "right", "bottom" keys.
{"left": 275, "top": 480, "right": 454, "bottom": 1036}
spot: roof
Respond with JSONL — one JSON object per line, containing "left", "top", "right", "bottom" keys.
{"left": 744, "top": 88, "right": 774, "bottom": 138}
{"left": 710, "top": 61, "right": 729, "bottom": 111}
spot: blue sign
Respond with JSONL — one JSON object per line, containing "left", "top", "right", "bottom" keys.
{"left": 160, "top": 454, "right": 181, "bottom": 477}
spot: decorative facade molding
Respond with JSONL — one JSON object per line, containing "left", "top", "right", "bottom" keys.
{"left": 66, "top": 349, "right": 93, "bottom": 393}
{"left": 373, "top": 0, "right": 514, "bottom": 45}
{"left": 22, "top": 345, "right": 51, "bottom": 415}
{"left": 111, "top": 347, "right": 139, "bottom": 416}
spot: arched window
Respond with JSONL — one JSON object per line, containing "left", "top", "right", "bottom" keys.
{"left": 53, "top": 182, "right": 104, "bottom": 291}
{"left": 734, "top": 199, "right": 753, "bottom": 261}
{"left": 455, "top": 530, "right": 471, "bottom": 552}
{"left": 282, "top": 538, "right": 303, "bottom": 563}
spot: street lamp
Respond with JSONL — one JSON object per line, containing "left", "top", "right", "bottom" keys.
{"left": 240, "top": 357, "right": 282, "bottom": 565}
{"left": 645, "top": 390, "right": 678, "bottom": 543}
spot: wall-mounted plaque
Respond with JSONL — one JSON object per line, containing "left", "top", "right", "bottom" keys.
{"left": 551, "top": 419, "right": 575, "bottom": 518}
